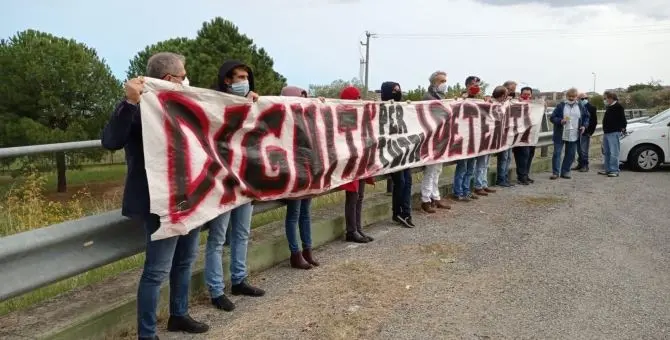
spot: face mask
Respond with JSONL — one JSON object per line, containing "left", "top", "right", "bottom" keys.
{"left": 566, "top": 100, "right": 576, "bottom": 105}
{"left": 230, "top": 80, "right": 250, "bottom": 96}
{"left": 181, "top": 77, "right": 190, "bottom": 87}
{"left": 520, "top": 93, "right": 531, "bottom": 100}
{"left": 468, "top": 85, "right": 480, "bottom": 96}
{"left": 436, "top": 83, "right": 448, "bottom": 94}
{"left": 580, "top": 99, "right": 588, "bottom": 105}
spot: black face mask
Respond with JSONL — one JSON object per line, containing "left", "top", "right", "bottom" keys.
{"left": 392, "top": 92, "right": 401, "bottom": 101}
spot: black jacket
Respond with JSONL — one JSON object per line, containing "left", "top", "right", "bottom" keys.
{"left": 602, "top": 102, "right": 627, "bottom": 133}
{"left": 585, "top": 103, "right": 598, "bottom": 136}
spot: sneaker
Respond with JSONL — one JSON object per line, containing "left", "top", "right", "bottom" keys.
{"left": 517, "top": 179, "right": 530, "bottom": 185}
{"left": 597, "top": 170, "right": 608, "bottom": 175}
{"left": 607, "top": 172, "right": 619, "bottom": 177}
{"left": 457, "top": 196, "right": 471, "bottom": 202}
{"left": 211, "top": 294, "right": 235, "bottom": 311}
{"left": 406, "top": 217, "right": 416, "bottom": 228}
{"left": 231, "top": 280, "right": 265, "bottom": 297}
{"left": 527, "top": 177, "right": 535, "bottom": 183}
{"left": 497, "top": 182, "right": 513, "bottom": 188}
{"left": 167, "top": 315, "right": 209, "bottom": 334}
{"left": 394, "top": 215, "right": 413, "bottom": 228}
{"left": 550, "top": 174, "right": 559, "bottom": 180}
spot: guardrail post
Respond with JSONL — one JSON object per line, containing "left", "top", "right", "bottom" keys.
{"left": 540, "top": 113, "right": 549, "bottom": 157}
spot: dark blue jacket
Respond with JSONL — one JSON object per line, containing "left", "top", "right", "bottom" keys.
{"left": 550, "top": 101, "right": 590, "bottom": 143}
{"left": 101, "top": 100, "right": 149, "bottom": 218}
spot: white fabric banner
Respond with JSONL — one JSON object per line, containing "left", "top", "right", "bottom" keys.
{"left": 140, "top": 78, "right": 545, "bottom": 240}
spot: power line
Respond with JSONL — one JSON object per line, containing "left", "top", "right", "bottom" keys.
{"left": 376, "top": 25, "right": 670, "bottom": 39}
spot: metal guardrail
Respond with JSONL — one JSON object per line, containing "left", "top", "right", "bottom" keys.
{"left": 0, "top": 116, "right": 649, "bottom": 302}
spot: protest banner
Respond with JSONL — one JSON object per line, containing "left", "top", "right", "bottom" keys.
{"left": 140, "top": 78, "right": 545, "bottom": 240}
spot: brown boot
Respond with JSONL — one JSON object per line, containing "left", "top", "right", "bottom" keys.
{"left": 474, "top": 189, "right": 489, "bottom": 196}
{"left": 290, "top": 251, "right": 312, "bottom": 270}
{"left": 421, "top": 202, "right": 436, "bottom": 213}
{"left": 302, "top": 248, "right": 320, "bottom": 267}
{"left": 432, "top": 199, "right": 451, "bottom": 210}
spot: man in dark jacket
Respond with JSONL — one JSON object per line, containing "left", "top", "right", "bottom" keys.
{"left": 101, "top": 52, "right": 209, "bottom": 339}
{"left": 573, "top": 93, "right": 598, "bottom": 172}
{"left": 549, "top": 88, "right": 590, "bottom": 179}
{"left": 204, "top": 60, "right": 265, "bottom": 314}
{"left": 599, "top": 91, "right": 627, "bottom": 177}
{"left": 382, "top": 81, "right": 415, "bottom": 228}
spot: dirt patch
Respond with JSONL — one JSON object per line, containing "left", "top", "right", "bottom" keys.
{"left": 518, "top": 195, "right": 567, "bottom": 206}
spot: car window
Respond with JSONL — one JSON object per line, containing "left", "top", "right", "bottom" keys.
{"left": 647, "top": 108, "right": 670, "bottom": 124}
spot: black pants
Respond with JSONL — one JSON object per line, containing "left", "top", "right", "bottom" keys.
{"left": 513, "top": 146, "right": 530, "bottom": 181}
{"left": 344, "top": 181, "right": 365, "bottom": 233}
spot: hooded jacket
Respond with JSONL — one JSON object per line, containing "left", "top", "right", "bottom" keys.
{"left": 380, "top": 81, "right": 402, "bottom": 101}
{"left": 338, "top": 86, "right": 374, "bottom": 192}
{"left": 216, "top": 60, "right": 255, "bottom": 95}
{"left": 280, "top": 86, "right": 307, "bottom": 97}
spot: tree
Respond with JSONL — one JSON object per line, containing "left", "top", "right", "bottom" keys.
{"left": 0, "top": 30, "right": 122, "bottom": 192}
{"left": 126, "top": 38, "right": 193, "bottom": 80}
{"left": 309, "top": 78, "right": 365, "bottom": 99}
{"left": 126, "top": 18, "right": 287, "bottom": 95}
{"left": 405, "top": 86, "right": 427, "bottom": 101}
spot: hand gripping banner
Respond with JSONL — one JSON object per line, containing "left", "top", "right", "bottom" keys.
{"left": 140, "top": 78, "right": 545, "bottom": 240}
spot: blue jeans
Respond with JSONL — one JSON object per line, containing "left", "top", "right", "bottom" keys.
{"left": 603, "top": 132, "right": 621, "bottom": 174}
{"left": 137, "top": 214, "right": 200, "bottom": 338}
{"left": 453, "top": 158, "right": 476, "bottom": 197}
{"left": 496, "top": 149, "right": 512, "bottom": 185}
{"left": 204, "top": 202, "right": 253, "bottom": 299}
{"left": 577, "top": 135, "right": 591, "bottom": 167}
{"left": 474, "top": 155, "right": 489, "bottom": 190}
{"left": 391, "top": 169, "right": 412, "bottom": 218}
{"left": 284, "top": 198, "right": 312, "bottom": 253}
{"left": 552, "top": 140, "right": 577, "bottom": 176}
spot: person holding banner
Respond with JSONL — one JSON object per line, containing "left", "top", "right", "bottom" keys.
{"left": 278, "top": 85, "right": 322, "bottom": 268}
{"left": 549, "top": 88, "right": 590, "bottom": 180}
{"left": 420, "top": 71, "right": 452, "bottom": 213}
{"left": 338, "top": 86, "right": 377, "bottom": 242}
{"left": 382, "top": 81, "right": 415, "bottom": 228}
{"left": 101, "top": 52, "right": 209, "bottom": 339}
{"left": 452, "top": 76, "right": 482, "bottom": 202}
{"left": 204, "top": 60, "right": 265, "bottom": 313}
{"left": 512, "top": 87, "right": 536, "bottom": 185}
{"left": 495, "top": 80, "right": 519, "bottom": 188}
{"left": 473, "top": 87, "right": 506, "bottom": 196}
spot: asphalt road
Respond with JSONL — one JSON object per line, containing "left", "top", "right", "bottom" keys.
{"left": 162, "top": 163, "right": 670, "bottom": 340}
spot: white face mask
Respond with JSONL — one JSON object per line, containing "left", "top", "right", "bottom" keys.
{"left": 566, "top": 99, "right": 576, "bottom": 105}
{"left": 181, "top": 77, "right": 190, "bottom": 87}
{"left": 436, "top": 83, "right": 448, "bottom": 94}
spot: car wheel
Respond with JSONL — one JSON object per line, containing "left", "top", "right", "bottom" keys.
{"left": 629, "top": 145, "right": 662, "bottom": 172}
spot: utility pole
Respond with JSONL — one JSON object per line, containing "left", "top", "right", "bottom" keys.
{"left": 360, "top": 31, "right": 375, "bottom": 96}
{"left": 592, "top": 72, "right": 596, "bottom": 93}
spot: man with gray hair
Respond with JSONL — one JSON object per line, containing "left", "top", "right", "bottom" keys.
{"left": 419, "top": 70, "right": 451, "bottom": 213}
{"left": 101, "top": 52, "right": 209, "bottom": 339}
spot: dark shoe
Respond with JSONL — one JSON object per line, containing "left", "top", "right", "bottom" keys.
{"left": 302, "top": 248, "right": 320, "bottom": 266}
{"left": 357, "top": 229, "right": 374, "bottom": 242}
{"left": 474, "top": 189, "right": 489, "bottom": 196}
{"left": 571, "top": 165, "right": 582, "bottom": 171}
{"left": 167, "top": 315, "right": 209, "bottom": 334}
{"left": 139, "top": 337, "right": 159, "bottom": 340}
{"left": 484, "top": 187, "right": 497, "bottom": 193}
{"left": 497, "top": 182, "right": 512, "bottom": 188}
{"left": 527, "top": 177, "right": 535, "bottom": 183}
{"left": 579, "top": 167, "right": 589, "bottom": 172}
{"left": 550, "top": 174, "right": 559, "bottom": 180}
{"left": 607, "top": 172, "right": 619, "bottom": 177}
{"left": 456, "top": 195, "right": 471, "bottom": 202}
{"left": 290, "top": 251, "right": 312, "bottom": 270}
{"left": 433, "top": 199, "right": 451, "bottom": 209}
{"left": 346, "top": 231, "right": 369, "bottom": 243}
{"left": 560, "top": 174, "right": 571, "bottom": 179}
{"left": 231, "top": 281, "right": 265, "bottom": 297}
{"left": 517, "top": 179, "right": 530, "bottom": 185}
{"left": 421, "top": 202, "right": 436, "bottom": 213}
{"left": 406, "top": 216, "right": 416, "bottom": 228}
{"left": 597, "top": 170, "right": 608, "bottom": 175}
{"left": 211, "top": 294, "right": 235, "bottom": 311}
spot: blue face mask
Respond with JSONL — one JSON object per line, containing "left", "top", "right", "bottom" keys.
{"left": 580, "top": 99, "right": 588, "bottom": 105}
{"left": 230, "top": 80, "right": 250, "bottom": 96}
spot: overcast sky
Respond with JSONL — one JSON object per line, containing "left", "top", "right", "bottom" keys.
{"left": 3, "top": 0, "right": 670, "bottom": 94}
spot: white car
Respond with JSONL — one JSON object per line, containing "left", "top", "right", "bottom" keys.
{"left": 619, "top": 107, "right": 670, "bottom": 171}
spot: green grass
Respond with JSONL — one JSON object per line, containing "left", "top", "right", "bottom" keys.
{"left": 0, "top": 164, "right": 127, "bottom": 195}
